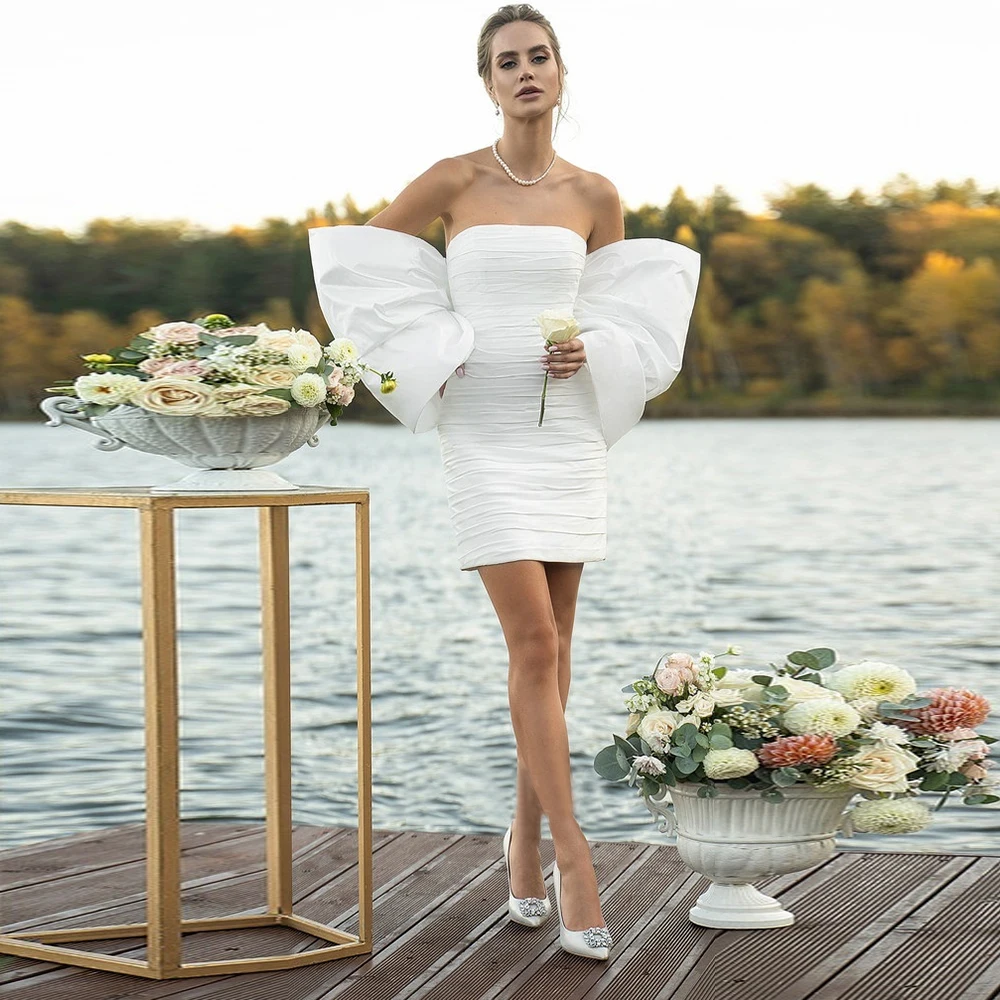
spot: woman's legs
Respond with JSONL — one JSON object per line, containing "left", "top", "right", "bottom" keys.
{"left": 477, "top": 559, "right": 605, "bottom": 931}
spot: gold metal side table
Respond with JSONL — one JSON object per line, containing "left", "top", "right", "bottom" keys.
{"left": 0, "top": 486, "right": 373, "bottom": 978}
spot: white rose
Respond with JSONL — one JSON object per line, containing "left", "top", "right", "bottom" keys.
{"left": 257, "top": 328, "right": 323, "bottom": 366}
{"left": 246, "top": 366, "right": 298, "bottom": 389}
{"left": 130, "top": 376, "right": 217, "bottom": 415}
{"left": 637, "top": 710, "right": 684, "bottom": 753}
{"left": 222, "top": 394, "right": 292, "bottom": 416}
{"left": 846, "top": 744, "right": 920, "bottom": 793}
{"left": 535, "top": 309, "right": 579, "bottom": 344}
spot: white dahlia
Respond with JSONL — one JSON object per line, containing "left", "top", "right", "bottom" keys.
{"left": 290, "top": 372, "right": 326, "bottom": 406}
{"left": 782, "top": 699, "right": 862, "bottom": 739}
{"left": 826, "top": 660, "right": 917, "bottom": 702}
{"left": 325, "top": 338, "right": 359, "bottom": 363}
{"left": 702, "top": 747, "right": 759, "bottom": 780}
{"left": 74, "top": 372, "right": 143, "bottom": 405}
{"left": 849, "top": 797, "right": 931, "bottom": 834}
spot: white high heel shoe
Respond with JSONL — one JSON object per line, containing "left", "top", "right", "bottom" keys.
{"left": 552, "top": 858, "right": 612, "bottom": 959}
{"left": 502, "top": 824, "right": 551, "bottom": 926}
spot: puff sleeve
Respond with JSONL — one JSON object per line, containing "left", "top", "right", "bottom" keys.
{"left": 574, "top": 238, "right": 701, "bottom": 448}
{"left": 308, "top": 224, "right": 475, "bottom": 434}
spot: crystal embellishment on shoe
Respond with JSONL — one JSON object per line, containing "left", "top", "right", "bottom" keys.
{"left": 552, "top": 857, "right": 612, "bottom": 960}
{"left": 582, "top": 926, "right": 613, "bottom": 949}
{"left": 503, "top": 824, "right": 551, "bottom": 927}
{"left": 517, "top": 896, "right": 549, "bottom": 919}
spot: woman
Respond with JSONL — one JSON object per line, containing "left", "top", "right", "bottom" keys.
{"left": 309, "top": 4, "right": 700, "bottom": 961}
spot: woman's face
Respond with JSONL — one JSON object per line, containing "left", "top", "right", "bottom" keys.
{"left": 487, "top": 21, "right": 561, "bottom": 119}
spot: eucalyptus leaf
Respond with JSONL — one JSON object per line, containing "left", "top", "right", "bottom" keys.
{"left": 594, "top": 745, "right": 629, "bottom": 781}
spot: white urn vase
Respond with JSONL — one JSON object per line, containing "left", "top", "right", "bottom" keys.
{"left": 40, "top": 396, "right": 327, "bottom": 493}
{"left": 645, "top": 782, "right": 856, "bottom": 928}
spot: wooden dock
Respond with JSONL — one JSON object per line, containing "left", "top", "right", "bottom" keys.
{"left": 1, "top": 821, "right": 998, "bottom": 999}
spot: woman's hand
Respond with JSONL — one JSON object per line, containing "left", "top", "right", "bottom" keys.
{"left": 542, "top": 337, "right": 587, "bottom": 378}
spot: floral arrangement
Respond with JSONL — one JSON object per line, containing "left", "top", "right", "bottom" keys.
{"left": 44, "top": 313, "right": 396, "bottom": 426}
{"left": 535, "top": 310, "right": 579, "bottom": 426}
{"left": 594, "top": 645, "right": 998, "bottom": 835}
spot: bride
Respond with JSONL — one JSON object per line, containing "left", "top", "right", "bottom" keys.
{"left": 309, "top": 3, "right": 700, "bottom": 961}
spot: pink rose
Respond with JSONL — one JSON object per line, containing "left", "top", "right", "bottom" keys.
{"left": 960, "top": 762, "right": 989, "bottom": 782}
{"left": 328, "top": 383, "right": 355, "bottom": 406}
{"left": 654, "top": 652, "right": 699, "bottom": 695}
{"left": 155, "top": 359, "right": 205, "bottom": 378}
{"left": 138, "top": 356, "right": 174, "bottom": 375}
{"left": 148, "top": 322, "right": 203, "bottom": 344}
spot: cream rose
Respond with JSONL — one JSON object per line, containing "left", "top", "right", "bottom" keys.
{"left": 535, "top": 310, "right": 579, "bottom": 344}
{"left": 246, "top": 366, "right": 298, "bottom": 389}
{"left": 744, "top": 676, "right": 845, "bottom": 706}
{"left": 637, "top": 710, "right": 685, "bottom": 753}
{"left": 222, "top": 394, "right": 291, "bottom": 416}
{"left": 256, "top": 328, "right": 323, "bottom": 366}
{"left": 131, "top": 376, "right": 217, "bottom": 415}
{"left": 846, "top": 744, "right": 920, "bottom": 793}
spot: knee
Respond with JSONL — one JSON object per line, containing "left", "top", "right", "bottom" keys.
{"left": 507, "top": 620, "right": 560, "bottom": 673}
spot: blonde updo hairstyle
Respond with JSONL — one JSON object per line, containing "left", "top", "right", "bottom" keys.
{"left": 477, "top": 4, "right": 571, "bottom": 137}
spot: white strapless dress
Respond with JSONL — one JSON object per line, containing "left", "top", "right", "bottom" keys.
{"left": 309, "top": 223, "right": 700, "bottom": 571}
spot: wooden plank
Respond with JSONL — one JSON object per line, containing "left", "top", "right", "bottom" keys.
{"left": 1, "top": 823, "right": 270, "bottom": 889}
{"left": 314, "top": 838, "right": 647, "bottom": 1000}
{"left": 0, "top": 827, "right": 461, "bottom": 997}
{"left": 111, "top": 830, "right": 496, "bottom": 1000}
{"left": 657, "top": 851, "right": 968, "bottom": 1000}
{"left": 807, "top": 856, "right": 1000, "bottom": 1000}
{"left": 409, "top": 841, "right": 671, "bottom": 1000}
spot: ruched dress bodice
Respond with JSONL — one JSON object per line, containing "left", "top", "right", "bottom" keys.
{"left": 309, "top": 222, "right": 701, "bottom": 570}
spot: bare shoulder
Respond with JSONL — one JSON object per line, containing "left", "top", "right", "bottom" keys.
{"left": 366, "top": 156, "right": 475, "bottom": 236}
{"left": 576, "top": 168, "right": 625, "bottom": 248}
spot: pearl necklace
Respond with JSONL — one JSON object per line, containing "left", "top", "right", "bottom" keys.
{"left": 492, "top": 138, "right": 556, "bottom": 186}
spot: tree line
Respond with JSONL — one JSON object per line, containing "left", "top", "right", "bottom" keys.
{"left": 1, "top": 172, "right": 998, "bottom": 420}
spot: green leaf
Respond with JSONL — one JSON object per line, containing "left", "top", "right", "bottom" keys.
{"left": 675, "top": 756, "right": 700, "bottom": 775}
{"left": 920, "top": 771, "right": 949, "bottom": 792}
{"left": 674, "top": 723, "right": 699, "bottom": 744}
{"left": 804, "top": 647, "right": 836, "bottom": 669}
{"left": 593, "top": 745, "right": 630, "bottom": 781}
{"left": 787, "top": 650, "right": 820, "bottom": 671}
{"left": 772, "top": 767, "right": 802, "bottom": 787}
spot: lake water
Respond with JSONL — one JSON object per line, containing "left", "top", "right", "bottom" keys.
{"left": 0, "top": 417, "right": 997, "bottom": 855}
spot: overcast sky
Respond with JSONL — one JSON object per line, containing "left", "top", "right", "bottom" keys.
{"left": 4, "top": 0, "right": 996, "bottom": 234}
